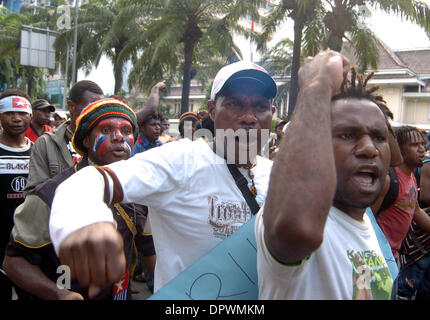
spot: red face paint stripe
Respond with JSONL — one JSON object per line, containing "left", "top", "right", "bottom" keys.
{"left": 96, "top": 137, "right": 110, "bottom": 158}
{"left": 125, "top": 137, "right": 134, "bottom": 151}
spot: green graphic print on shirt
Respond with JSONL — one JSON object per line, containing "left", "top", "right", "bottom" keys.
{"left": 348, "top": 249, "right": 392, "bottom": 300}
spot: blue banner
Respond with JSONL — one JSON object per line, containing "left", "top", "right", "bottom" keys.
{"left": 149, "top": 217, "right": 258, "bottom": 300}
{"left": 150, "top": 208, "right": 397, "bottom": 300}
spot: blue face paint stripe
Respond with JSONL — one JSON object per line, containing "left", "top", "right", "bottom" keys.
{"left": 125, "top": 138, "right": 133, "bottom": 154}
{"left": 93, "top": 134, "right": 107, "bottom": 153}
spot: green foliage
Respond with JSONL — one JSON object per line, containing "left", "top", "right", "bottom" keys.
{"left": 158, "top": 104, "right": 178, "bottom": 119}
{"left": 123, "top": 0, "right": 265, "bottom": 114}
{"left": 258, "top": 0, "right": 430, "bottom": 118}
{"left": 200, "top": 82, "right": 213, "bottom": 111}
{"left": 53, "top": 0, "right": 143, "bottom": 93}
{"left": 3, "top": 0, "right": 430, "bottom": 109}
{"left": 0, "top": 6, "right": 50, "bottom": 98}
{"left": 271, "top": 119, "right": 278, "bottom": 133}
{"left": 115, "top": 88, "right": 127, "bottom": 99}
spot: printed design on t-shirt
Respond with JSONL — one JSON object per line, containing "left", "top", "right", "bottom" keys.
{"left": 0, "top": 158, "right": 29, "bottom": 174}
{"left": 208, "top": 196, "right": 252, "bottom": 240}
{"left": 348, "top": 250, "right": 392, "bottom": 300}
{"left": 395, "top": 185, "right": 417, "bottom": 211}
{"left": 8, "top": 176, "right": 27, "bottom": 198}
{"left": 0, "top": 157, "right": 29, "bottom": 198}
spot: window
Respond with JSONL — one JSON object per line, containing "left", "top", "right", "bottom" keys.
{"left": 404, "top": 85, "right": 419, "bottom": 93}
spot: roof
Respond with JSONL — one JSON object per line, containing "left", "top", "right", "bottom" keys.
{"left": 341, "top": 36, "right": 430, "bottom": 85}
{"left": 394, "top": 49, "right": 430, "bottom": 75}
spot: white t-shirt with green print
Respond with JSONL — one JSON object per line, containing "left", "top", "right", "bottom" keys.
{"left": 255, "top": 206, "right": 393, "bottom": 300}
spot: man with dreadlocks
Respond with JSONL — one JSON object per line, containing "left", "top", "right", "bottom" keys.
{"left": 373, "top": 125, "right": 430, "bottom": 299}
{"left": 256, "top": 50, "right": 395, "bottom": 299}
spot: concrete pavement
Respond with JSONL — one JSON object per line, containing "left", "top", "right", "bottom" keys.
{"left": 129, "top": 280, "right": 153, "bottom": 300}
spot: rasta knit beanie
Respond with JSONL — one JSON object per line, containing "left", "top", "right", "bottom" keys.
{"left": 179, "top": 111, "right": 199, "bottom": 124}
{"left": 72, "top": 98, "right": 138, "bottom": 156}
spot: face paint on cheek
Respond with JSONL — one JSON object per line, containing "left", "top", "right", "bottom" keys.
{"left": 93, "top": 134, "right": 109, "bottom": 157}
{"left": 125, "top": 137, "right": 134, "bottom": 154}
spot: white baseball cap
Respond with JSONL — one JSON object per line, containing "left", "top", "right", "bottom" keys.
{"left": 210, "top": 60, "right": 277, "bottom": 101}
{"left": 53, "top": 110, "right": 68, "bottom": 120}
{"left": 0, "top": 96, "right": 32, "bottom": 115}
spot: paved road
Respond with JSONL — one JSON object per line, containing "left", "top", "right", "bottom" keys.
{"left": 129, "top": 280, "right": 153, "bottom": 300}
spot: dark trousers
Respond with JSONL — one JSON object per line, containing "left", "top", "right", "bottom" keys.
{"left": 397, "top": 255, "right": 430, "bottom": 299}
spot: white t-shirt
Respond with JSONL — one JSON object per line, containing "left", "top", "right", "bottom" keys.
{"left": 255, "top": 206, "right": 393, "bottom": 300}
{"left": 50, "top": 138, "right": 272, "bottom": 292}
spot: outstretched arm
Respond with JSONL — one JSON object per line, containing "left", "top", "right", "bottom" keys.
{"left": 3, "top": 255, "right": 83, "bottom": 300}
{"left": 420, "top": 162, "right": 430, "bottom": 205}
{"left": 136, "top": 81, "right": 166, "bottom": 125}
{"left": 49, "top": 141, "right": 192, "bottom": 294}
{"left": 263, "top": 50, "right": 349, "bottom": 264}
{"left": 413, "top": 203, "right": 430, "bottom": 233}
{"left": 49, "top": 166, "right": 125, "bottom": 296}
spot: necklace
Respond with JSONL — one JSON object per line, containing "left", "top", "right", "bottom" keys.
{"left": 212, "top": 142, "right": 258, "bottom": 198}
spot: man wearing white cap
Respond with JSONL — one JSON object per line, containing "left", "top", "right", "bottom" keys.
{"left": 0, "top": 94, "right": 32, "bottom": 299}
{"left": 52, "top": 111, "right": 68, "bottom": 128}
{"left": 49, "top": 60, "right": 277, "bottom": 295}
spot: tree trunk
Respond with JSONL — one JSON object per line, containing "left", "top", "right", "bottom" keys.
{"left": 327, "top": 32, "right": 344, "bottom": 52}
{"left": 73, "top": 67, "right": 78, "bottom": 86}
{"left": 324, "top": 5, "right": 351, "bottom": 53}
{"left": 287, "top": 18, "right": 304, "bottom": 120}
{"left": 27, "top": 67, "right": 33, "bottom": 98}
{"left": 27, "top": 78, "right": 32, "bottom": 98}
{"left": 113, "top": 46, "right": 124, "bottom": 94}
{"left": 113, "top": 60, "right": 123, "bottom": 95}
{"left": 181, "top": 39, "right": 194, "bottom": 115}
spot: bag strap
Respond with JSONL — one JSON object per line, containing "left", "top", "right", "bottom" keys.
{"left": 113, "top": 203, "right": 138, "bottom": 236}
{"left": 226, "top": 163, "right": 260, "bottom": 215}
{"left": 211, "top": 142, "right": 260, "bottom": 215}
{"left": 376, "top": 167, "right": 399, "bottom": 218}
{"left": 409, "top": 229, "right": 429, "bottom": 256}
{"left": 94, "top": 165, "right": 124, "bottom": 205}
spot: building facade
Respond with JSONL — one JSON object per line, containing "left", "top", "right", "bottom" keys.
{"left": 343, "top": 38, "right": 430, "bottom": 129}
{"left": 158, "top": 38, "right": 429, "bottom": 129}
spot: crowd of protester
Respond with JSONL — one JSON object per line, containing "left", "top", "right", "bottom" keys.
{"left": 1, "top": 50, "right": 430, "bottom": 300}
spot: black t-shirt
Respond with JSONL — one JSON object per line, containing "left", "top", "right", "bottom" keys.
{"left": 0, "top": 140, "right": 31, "bottom": 261}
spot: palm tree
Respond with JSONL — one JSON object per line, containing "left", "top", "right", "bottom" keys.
{"left": 54, "top": 1, "right": 109, "bottom": 90}
{"left": 0, "top": 6, "right": 51, "bottom": 97}
{"left": 258, "top": 0, "right": 430, "bottom": 118}
{"left": 0, "top": 8, "right": 21, "bottom": 89}
{"left": 324, "top": 1, "right": 430, "bottom": 71}
{"left": 54, "top": 0, "right": 138, "bottom": 94}
{"left": 258, "top": 0, "right": 321, "bottom": 120}
{"left": 259, "top": 38, "right": 294, "bottom": 118}
{"left": 123, "top": 0, "right": 264, "bottom": 115}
